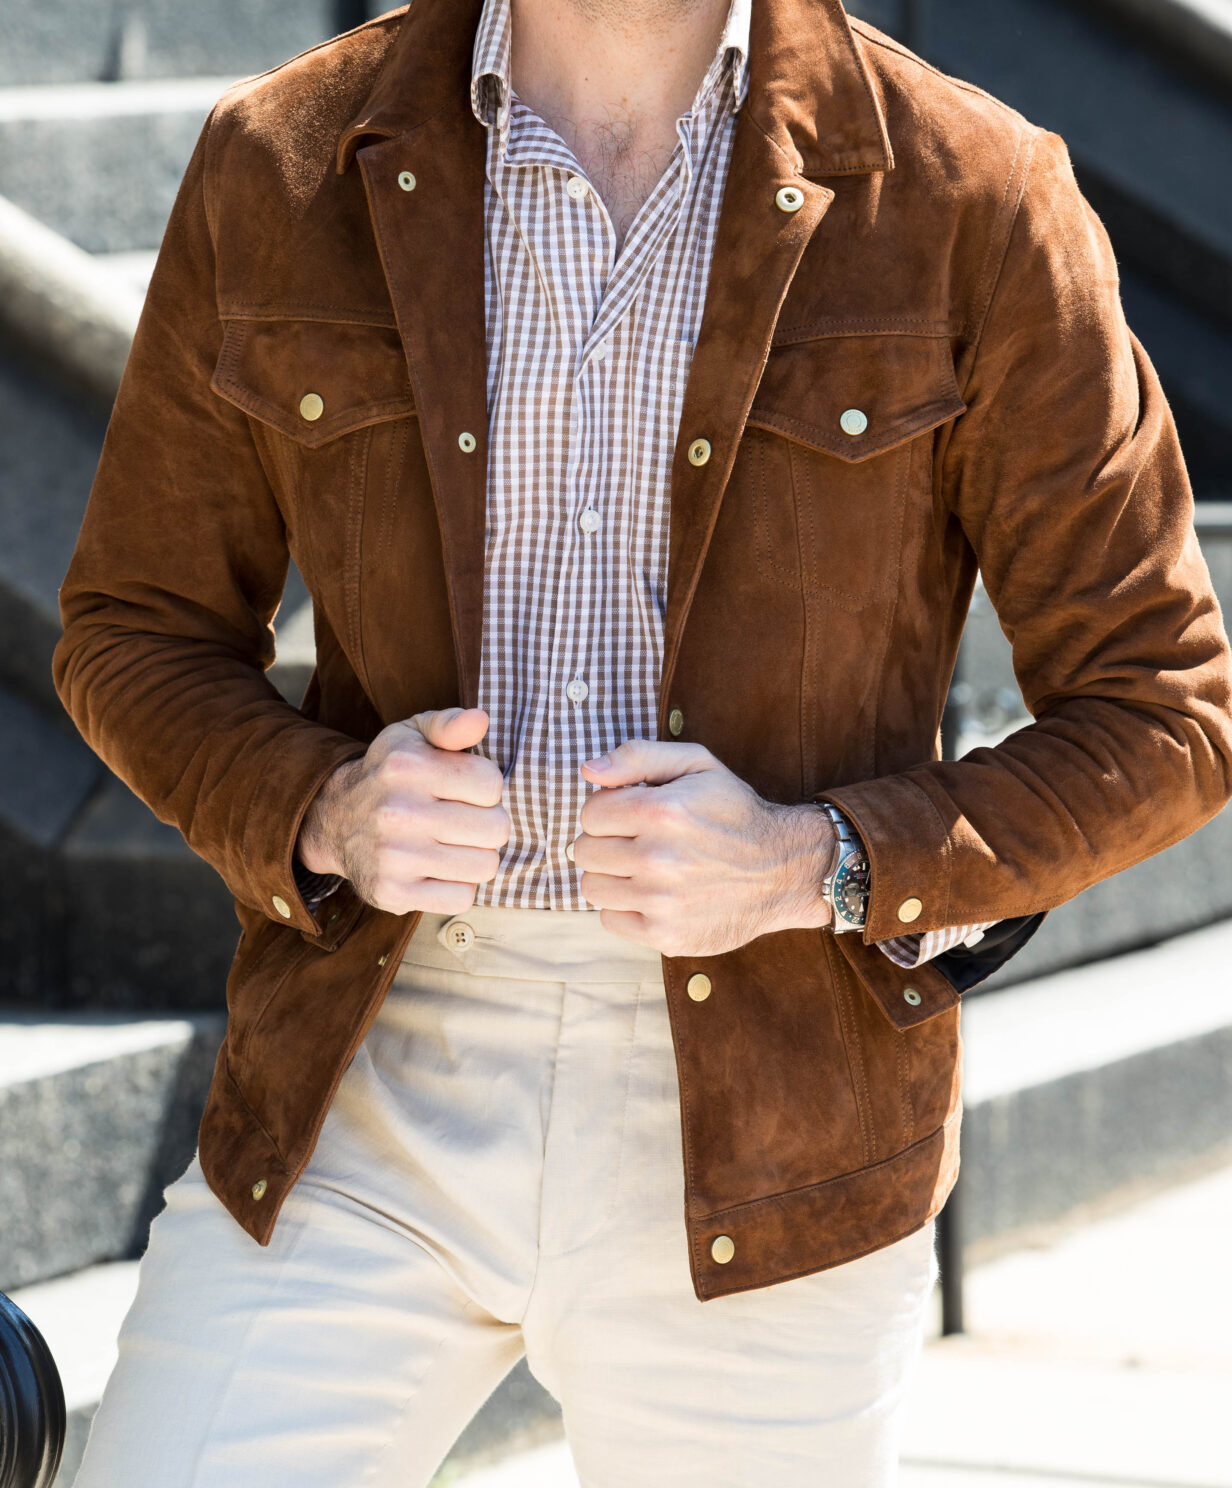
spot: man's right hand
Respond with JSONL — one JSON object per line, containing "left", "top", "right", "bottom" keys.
{"left": 295, "top": 707, "right": 509, "bottom": 915}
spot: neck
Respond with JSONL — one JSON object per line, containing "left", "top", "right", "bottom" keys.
{"left": 509, "top": 0, "right": 733, "bottom": 158}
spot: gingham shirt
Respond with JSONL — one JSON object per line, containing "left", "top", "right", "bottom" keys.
{"left": 299, "top": 0, "right": 992, "bottom": 966}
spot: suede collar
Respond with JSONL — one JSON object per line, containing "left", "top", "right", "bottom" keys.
{"left": 334, "top": 0, "right": 893, "bottom": 178}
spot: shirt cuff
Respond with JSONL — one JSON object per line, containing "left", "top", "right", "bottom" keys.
{"left": 292, "top": 856, "right": 345, "bottom": 914}
{"left": 876, "top": 921, "right": 999, "bottom": 968}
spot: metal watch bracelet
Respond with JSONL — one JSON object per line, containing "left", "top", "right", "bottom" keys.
{"left": 819, "top": 803, "right": 870, "bottom": 933}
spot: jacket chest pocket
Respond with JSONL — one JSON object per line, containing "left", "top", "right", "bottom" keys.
{"left": 210, "top": 315, "right": 419, "bottom": 686}
{"left": 740, "top": 332, "right": 966, "bottom": 610}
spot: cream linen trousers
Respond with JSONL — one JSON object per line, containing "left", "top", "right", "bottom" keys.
{"left": 74, "top": 904, "right": 939, "bottom": 1488}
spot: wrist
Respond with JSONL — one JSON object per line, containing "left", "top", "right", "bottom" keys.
{"left": 765, "top": 802, "right": 836, "bottom": 934}
{"left": 295, "top": 759, "right": 360, "bottom": 877}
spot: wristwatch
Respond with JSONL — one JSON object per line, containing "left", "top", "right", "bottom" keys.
{"left": 819, "top": 804, "right": 870, "bottom": 933}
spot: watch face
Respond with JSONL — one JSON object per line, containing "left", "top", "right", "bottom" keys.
{"left": 833, "top": 853, "right": 870, "bottom": 928}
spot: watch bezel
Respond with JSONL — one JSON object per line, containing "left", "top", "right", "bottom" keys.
{"left": 831, "top": 849, "right": 870, "bottom": 930}
{"left": 820, "top": 804, "right": 870, "bottom": 933}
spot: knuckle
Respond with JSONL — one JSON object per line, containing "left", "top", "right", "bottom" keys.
{"left": 373, "top": 802, "right": 408, "bottom": 833}
{"left": 379, "top": 748, "right": 419, "bottom": 780}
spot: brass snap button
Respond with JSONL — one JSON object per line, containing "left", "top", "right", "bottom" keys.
{"left": 299, "top": 393, "right": 324, "bottom": 422}
{"left": 840, "top": 408, "right": 868, "bottom": 436}
{"left": 775, "top": 186, "right": 804, "bottom": 213}
{"left": 271, "top": 895, "right": 292, "bottom": 918}
{"left": 897, "top": 896, "right": 923, "bottom": 924}
{"left": 711, "top": 1234, "right": 735, "bottom": 1263}
{"left": 398, "top": 170, "right": 417, "bottom": 192}
{"left": 668, "top": 707, "right": 685, "bottom": 737}
{"left": 687, "top": 438, "right": 711, "bottom": 466}
{"left": 687, "top": 973, "right": 712, "bottom": 1002}
{"left": 903, "top": 987, "right": 922, "bottom": 1006}
{"left": 458, "top": 431, "right": 477, "bottom": 453}
{"left": 251, "top": 1178, "right": 268, "bottom": 1201}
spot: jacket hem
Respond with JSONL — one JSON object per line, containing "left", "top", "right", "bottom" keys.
{"left": 685, "top": 1104, "right": 961, "bottom": 1300}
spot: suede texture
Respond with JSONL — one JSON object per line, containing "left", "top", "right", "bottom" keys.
{"left": 51, "top": 0, "right": 1232, "bottom": 1300}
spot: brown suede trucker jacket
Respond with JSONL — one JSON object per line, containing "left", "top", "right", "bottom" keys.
{"left": 52, "top": 0, "right": 1232, "bottom": 1301}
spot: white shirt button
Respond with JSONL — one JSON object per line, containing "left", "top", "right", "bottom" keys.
{"left": 566, "top": 175, "right": 589, "bottom": 201}
{"left": 579, "top": 508, "right": 601, "bottom": 534}
{"left": 592, "top": 341, "right": 607, "bottom": 360}
{"left": 565, "top": 679, "right": 589, "bottom": 703}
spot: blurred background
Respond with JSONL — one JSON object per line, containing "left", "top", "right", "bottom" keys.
{"left": 0, "top": 1, "right": 1229, "bottom": 1484}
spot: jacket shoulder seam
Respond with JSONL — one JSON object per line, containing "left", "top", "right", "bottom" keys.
{"left": 211, "top": 5, "right": 407, "bottom": 104}
{"left": 848, "top": 17, "right": 1032, "bottom": 124}
{"left": 962, "top": 122, "right": 1045, "bottom": 381}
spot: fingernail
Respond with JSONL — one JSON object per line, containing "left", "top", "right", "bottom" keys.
{"left": 583, "top": 754, "right": 611, "bottom": 771}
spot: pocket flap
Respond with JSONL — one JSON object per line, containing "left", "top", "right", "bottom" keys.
{"left": 211, "top": 318, "right": 416, "bottom": 448}
{"left": 747, "top": 332, "right": 967, "bottom": 462}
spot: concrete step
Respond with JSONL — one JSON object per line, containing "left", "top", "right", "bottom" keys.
{"left": 0, "top": 77, "right": 236, "bottom": 252}
{"left": 0, "top": 0, "right": 347, "bottom": 90}
{"left": 960, "top": 916, "right": 1232, "bottom": 1248}
{"left": 0, "top": 1010, "right": 226, "bottom": 1293}
{"left": 0, "top": 674, "right": 282, "bottom": 1012}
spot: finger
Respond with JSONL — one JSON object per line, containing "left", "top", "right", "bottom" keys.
{"left": 421, "top": 798, "right": 511, "bottom": 850}
{"left": 578, "top": 779, "right": 682, "bottom": 837}
{"left": 570, "top": 831, "right": 636, "bottom": 875}
{"left": 371, "top": 878, "right": 478, "bottom": 917}
{"left": 578, "top": 870, "right": 645, "bottom": 912}
{"left": 379, "top": 839, "right": 501, "bottom": 884}
{"left": 596, "top": 907, "right": 660, "bottom": 949}
{"left": 423, "top": 748, "right": 505, "bottom": 808}
{"left": 411, "top": 706, "right": 491, "bottom": 753}
{"left": 580, "top": 739, "right": 713, "bottom": 788}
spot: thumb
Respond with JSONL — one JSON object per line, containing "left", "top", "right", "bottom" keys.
{"left": 580, "top": 738, "right": 714, "bottom": 787}
{"left": 412, "top": 706, "right": 491, "bottom": 753}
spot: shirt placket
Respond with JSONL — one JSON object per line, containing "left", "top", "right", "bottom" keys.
{"left": 476, "top": 67, "right": 732, "bottom": 907}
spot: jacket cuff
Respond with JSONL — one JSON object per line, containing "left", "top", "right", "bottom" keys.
{"left": 239, "top": 728, "right": 368, "bottom": 937}
{"left": 818, "top": 776, "right": 956, "bottom": 943}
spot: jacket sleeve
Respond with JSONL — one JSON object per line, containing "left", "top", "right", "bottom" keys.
{"left": 820, "top": 127, "right": 1232, "bottom": 945}
{"left": 51, "top": 101, "right": 369, "bottom": 937}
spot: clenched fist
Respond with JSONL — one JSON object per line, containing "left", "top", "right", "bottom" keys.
{"left": 295, "top": 707, "right": 509, "bottom": 915}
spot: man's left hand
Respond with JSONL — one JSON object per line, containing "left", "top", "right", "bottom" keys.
{"left": 575, "top": 740, "right": 837, "bottom": 956}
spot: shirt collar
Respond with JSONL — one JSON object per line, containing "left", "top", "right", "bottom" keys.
{"left": 470, "top": 0, "right": 751, "bottom": 136}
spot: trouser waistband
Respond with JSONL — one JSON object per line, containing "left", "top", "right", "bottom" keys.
{"left": 398, "top": 903, "right": 666, "bottom": 984}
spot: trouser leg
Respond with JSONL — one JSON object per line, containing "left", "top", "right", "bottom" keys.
{"left": 71, "top": 1145, "right": 523, "bottom": 1488}
{"left": 515, "top": 921, "right": 939, "bottom": 1487}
